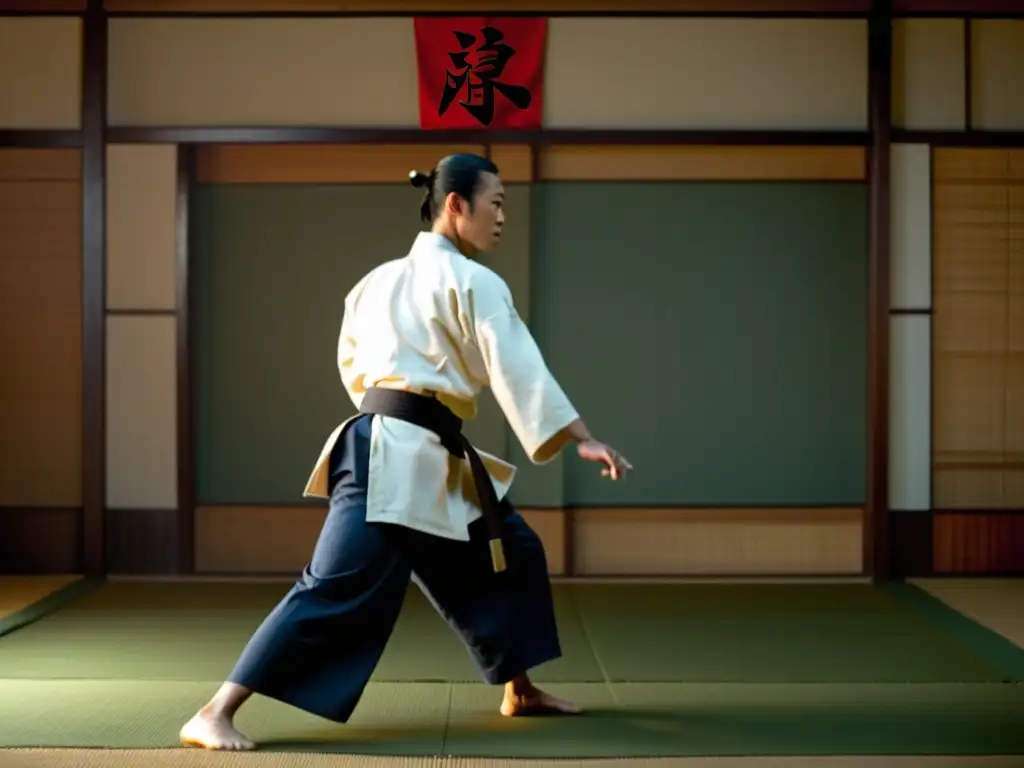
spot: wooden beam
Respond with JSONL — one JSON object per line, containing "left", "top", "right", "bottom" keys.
{"left": 0, "top": 131, "right": 82, "bottom": 148}
{"left": 890, "top": 130, "right": 1024, "bottom": 146}
{"left": 103, "top": 0, "right": 870, "bottom": 15}
{"left": 194, "top": 143, "right": 485, "bottom": 183}
{"left": 0, "top": 0, "right": 85, "bottom": 10}
{"left": 893, "top": 0, "right": 1024, "bottom": 14}
{"left": 107, "top": 127, "right": 871, "bottom": 146}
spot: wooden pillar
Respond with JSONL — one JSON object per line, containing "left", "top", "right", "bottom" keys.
{"left": 866, "top": 0, "right": 893, "bottom": 581}
{"left": 175, "top": 145, "right": 196, "bottom": 574}
{"left": 81, "top": 0, "right": 108, "bottom": 577}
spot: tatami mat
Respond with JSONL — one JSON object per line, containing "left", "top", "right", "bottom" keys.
{"left": 1, "top": 579, "right": 1023, "bottom": 759}
{"left": 1, "top": 679, "right": 1023, "bottom": 756}
{"left": 0, "top": 582, "right": 594, "bottom": 683}
{"left": 570, "top": 583, "right": 1015, "bottom": 682}
{"left": 1, "top": 581, "right": 1019, "bottom": 684}
{"left": 0, "top": 575, "right": 80, "bottom": 620}
{"left": 3, "top": 753, "right": 1024, "bottom": 768}
{"left": 912, "top": 579, "right": 1024, "bottom": 651}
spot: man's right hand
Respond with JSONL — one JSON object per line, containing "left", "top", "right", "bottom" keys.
{"left": 577, "top": 439, "right": 633, "bottom": 481}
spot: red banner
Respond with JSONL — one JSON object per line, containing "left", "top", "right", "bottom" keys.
{"left": 414, "top": 17, "right": 547, "bottom": 131}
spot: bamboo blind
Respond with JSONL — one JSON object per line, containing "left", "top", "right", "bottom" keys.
{"left": 932, "top": 148, "right": 1024, "bottom": 509}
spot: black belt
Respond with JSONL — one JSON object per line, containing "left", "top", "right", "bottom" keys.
{"left": 358, "top": 386, "right": 507, "bottom": 573}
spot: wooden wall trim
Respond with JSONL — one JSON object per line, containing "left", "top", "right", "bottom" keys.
{"left": 890, "top": 130, "right": 1024, "bottom": 145}
{"left": 0, "top": 0, "right": 86, "bottom": 10}
{"left": 97, "top": 0, "right": 1024, "bottom": 15}
{"left": 893, "top": 0, "right": 1024, "bottom": 14}
{"left": 103, "top": 128, "right": 1024, "bottom": 149}
{"left": 106, "top": 307, "right": 176, "bottom": 316}
{"left": 490, "top": 144, "right": 532, "bottom": 183}
{"left": 81, "top": 0, "right": 107, "bottom": 577}
{"left": 193, "top": 143, "right": 868, "bottom": 184}
{"left": 109, "top": 127, "right": 872, "bottom": 146}
{"left": 102, "top": 0, "right": 872, "bottom": 14}
{"left": 0, "top": 131, "right": 83, "bottom": 148}
{"left": 865, "top": 0, "right": 892, "bottom": 582}
{"left": 537, "top": 145, "right": 868, "bottom": 181}
{"left": 4, "top": 0, "right": 1018, "bottom": 14}
{"left": 194, "top": 143, "right": 486, "bottom": 184}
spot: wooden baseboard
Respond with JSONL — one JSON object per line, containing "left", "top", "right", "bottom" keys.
{"left": 105, "top": 508, "right": 182, "bottom": 575}
{"left": 933, "top": 510, "right": 1024, "bottom": 574}
{"left": 0, "top": 507, "right": 82, "bottom": 574}
{"left": 890, "top": 508, "right": 1024, "bottom": 577}
{"left": 571, "top": 507, "right": 863, "bottom": 576}
{"left": 889, "top": 509, "right": 934, "bottom": 578}
{"left": 191, "top": 505, "right": 865, "bottom": 577}
{"left": 190, "top": 505, "right": 569, "bottom": 576}
{"left": 7, "top": 505, "right": 1012, "bottom": 577}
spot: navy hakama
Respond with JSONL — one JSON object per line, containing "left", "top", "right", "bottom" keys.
{"left": 226, "top": 412, "right": 563, "bottom": 723}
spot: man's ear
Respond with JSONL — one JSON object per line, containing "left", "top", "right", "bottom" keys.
{"left": 445, "top": 192, "right": 463, "bottom": 216}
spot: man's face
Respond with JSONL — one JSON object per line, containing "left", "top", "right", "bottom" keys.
{"left": 453, "top": 171, "right": 505, "bottom": 254}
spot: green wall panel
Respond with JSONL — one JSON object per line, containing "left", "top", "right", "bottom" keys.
{"left": 191, "top": 183, "right": 529, "bottom": 504}
{"left": 191, "top": 180, "right": 867, "bottom": 509}
{"left": 529, "top": 181, "right": 868, "bottom": 507}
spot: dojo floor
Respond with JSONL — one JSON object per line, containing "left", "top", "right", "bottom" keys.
{"left": 1, "top": 576, "right": 1023, "bottom": 767}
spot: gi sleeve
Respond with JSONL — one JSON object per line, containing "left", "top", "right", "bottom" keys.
{"left": 337, "top": 282, "right": 368, "bottom": 410}
{"left": 472, "top": 274, "right": 580, "bottom": 465}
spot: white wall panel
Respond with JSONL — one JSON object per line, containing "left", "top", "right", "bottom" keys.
{"left": 892, "top": 19, "right": 966, "bottom": 131}
{"left": 108, "top": 19, "right": 418, "bottom": 126}
{"left": 889, "top": 315, "right": 932, "bottom": 512}
{"left": 891, "top": 143, "right": 932, "bottom": 311}
{"left": 107, "top": 144, "right": 178, "bottom": 311}
{"left": 545, "top": 18, "right": 867, "bottom": 130}
{"left": 972, "top": 21, "right": 1024, "bottom": 131}
{"left": 106, "top": 316, "right": 178, "bottom": 509}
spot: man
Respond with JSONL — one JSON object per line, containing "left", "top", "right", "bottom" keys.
{"left": 180, "top": 153, "right": 633, "bottom": 751}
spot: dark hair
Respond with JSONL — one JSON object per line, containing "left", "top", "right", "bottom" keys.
{"left": 409, "top": 153, "right": 500, "bottom": 224}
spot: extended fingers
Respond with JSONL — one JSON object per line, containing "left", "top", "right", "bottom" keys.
{"left": 610, "top": 450, "right": 632, "bottom": 471}
{"left": 601, "top": 450, "right": 632, "bottom": 480}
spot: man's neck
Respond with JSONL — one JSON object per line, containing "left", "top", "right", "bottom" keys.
{"left": 431, "top": 222, "right": 477, "bottom": 259}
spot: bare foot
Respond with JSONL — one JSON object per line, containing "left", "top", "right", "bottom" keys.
{"left": 179, "top": 708, "right": 256, "bottom": 751}
{"left": 500, "top": 686, "right": 584, "bottom": 717}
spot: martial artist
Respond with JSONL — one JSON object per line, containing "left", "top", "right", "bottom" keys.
{"left": 180, "top": 152, "right": 634, "bottom": 751}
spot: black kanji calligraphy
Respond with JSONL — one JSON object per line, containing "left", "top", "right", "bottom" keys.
{"left": 438, "top": 26, "right": 532, "bottom": 126}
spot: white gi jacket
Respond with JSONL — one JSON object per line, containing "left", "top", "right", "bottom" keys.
{"left": 303, "top": 232, "right": 580, "bottom": 541}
